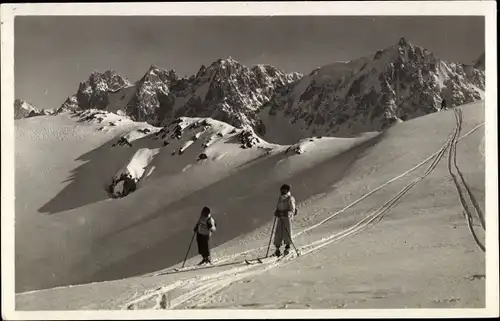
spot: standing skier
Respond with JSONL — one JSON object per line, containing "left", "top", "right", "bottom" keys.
{"left": 193, "top": 206, "right": 216, "bottom": 265}
{"left": 273, "top": 184, "right": 297, "bottom": 257}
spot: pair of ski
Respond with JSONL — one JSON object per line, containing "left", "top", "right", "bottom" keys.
{"left": 156, "top": 250, "right": 300, "bottom": 276}
{"left": 244, "top": 249, "right": 299, "bottom": 265}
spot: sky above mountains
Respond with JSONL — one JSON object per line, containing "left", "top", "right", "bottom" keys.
{"left": 15, "top": 16, "right": 484, "bottom": 111}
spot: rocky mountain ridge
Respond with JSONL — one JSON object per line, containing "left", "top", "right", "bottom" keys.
{"left": 260, "top": 37, "right": 485, "bottom": 138}
{"left": 53, "top": 38, "right": 484, "bottom": 139}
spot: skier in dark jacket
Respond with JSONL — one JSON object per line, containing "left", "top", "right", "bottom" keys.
{"left": 193, "top": 206, "right": 216, "bottom": 265}
{"left": 273, "top": 184, "right": 297, "bottom": 257}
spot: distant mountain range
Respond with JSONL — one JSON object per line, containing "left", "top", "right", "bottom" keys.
{"left": 18, "top": 37, "right": 484, "bottom": 140}
{"left": 14, "top": 99, "right": 52, "bottom": 120}
{"left": 260, "top": 38, "right": 484, "bottom": 138}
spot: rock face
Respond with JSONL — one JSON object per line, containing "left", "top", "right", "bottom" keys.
{"left": 59, "top": 58, "right": 301, "bottom": 129}
{"left": 262, "top": 37, "right": 485, "bottom": 137}
{"left": 126, "top": 65, "right": 178, "bottom": 125}
{"left": 58, "top": 70, "right": 132, "bottom": 113}
{"left": 59, "top": 38, "right": 484, "bottom": 138}
{"left": 169, "top": 57, "right": 302, "bottom": 129}
{"left": 14, "top": 99, "right": 49, "bottom": 119}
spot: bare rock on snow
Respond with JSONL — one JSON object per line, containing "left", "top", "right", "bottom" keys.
{"left": 109, "top": 173, "right": 137, "bottom": 198}
{"left": 112, "top": 137, "right": 133, "bottom": 148}
{"left": 238, "top": 129, "right": 261, "bottom": 149}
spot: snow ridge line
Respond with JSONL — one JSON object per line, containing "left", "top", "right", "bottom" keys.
{"left": 448, "top": 108, "right": 485, "bottom": 252}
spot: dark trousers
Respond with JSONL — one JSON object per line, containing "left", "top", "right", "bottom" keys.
{"left": 196, "top": 233, "right": 211, "bottom": 258}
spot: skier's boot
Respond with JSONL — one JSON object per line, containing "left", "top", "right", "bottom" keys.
{"left": 197, "top": 258, "right": 207, "bottom": 265}
{"left": 206, "top": 256, "right": 212, "bottom": 265}
{"left": 274, "top": 247, "right": 281, "bottom": 257}
{"left": 284, "top": 245, "right": 291, "bottom": 256}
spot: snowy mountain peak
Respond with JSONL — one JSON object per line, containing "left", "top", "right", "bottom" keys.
{"left": 168, "top": 58, "right": 303, "bottom": 130}
{"left": 88, "top": 69, "right": 132, "bottom": 89}
{"left": 58, "top": 70, "right": 131, "bottom": 113}
{"left": 397, "top": 36, "right": 410, "bottom": 48}
{"left": 14, "top": 98, "right": 50, "bottom": 119}
{"left": 259, "top": 38, "right": 485, "bottom": 141}
{"left": 139, "top": 65, "right": 177, "bottom": 84}
{"left": 214, "top": 56, "right": 238, "bottom": 66}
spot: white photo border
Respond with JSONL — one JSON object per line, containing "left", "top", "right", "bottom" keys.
{"left": 1, "top": 1, "right": 497, "bottom": 319}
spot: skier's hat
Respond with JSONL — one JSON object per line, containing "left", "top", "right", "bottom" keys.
{"left": 280, "top": 184, "right": 291, "bottom": 192}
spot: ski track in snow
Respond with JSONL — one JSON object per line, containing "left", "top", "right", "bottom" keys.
{"left": 447, "top": 108, "right": 485, "bottom": 251}
{"left": 123, "top": 110, "right": 485, "bottom": 310}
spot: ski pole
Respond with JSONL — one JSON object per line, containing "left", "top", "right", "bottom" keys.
{"left": 265, "top": 217, "right": 278, "bottom": 257}
{"left": 282, "top": 218, "right": 300, "bottom": 256}
{"left": 182, "top": 231, "right": 196, "bottom": 268}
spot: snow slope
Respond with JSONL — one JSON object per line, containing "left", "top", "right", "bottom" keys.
{"left": 15, "top": 101, "right": 485, "bottom": 310}
{"left": 15, "top": 108, "right": 374, "bottom": 294}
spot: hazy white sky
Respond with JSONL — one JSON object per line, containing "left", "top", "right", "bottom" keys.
{"left": 15, "top": 16, "right": 484, "bottom": 110}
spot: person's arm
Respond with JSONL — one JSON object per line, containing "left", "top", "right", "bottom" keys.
{"left": 208, "top": 218, "right": 216, "bottom": 232}
{"left": 193, "top": 221, "right": 199, "bottom": 232}
{"left": 289, "top": 196, "right": 297, "bottom": 216}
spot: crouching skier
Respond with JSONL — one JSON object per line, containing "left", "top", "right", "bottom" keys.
{"left": 193, "top": 206, "right": 216, "bottom": 265}
{"left": 273, "top": 184, "right": 297, "bottom": 257}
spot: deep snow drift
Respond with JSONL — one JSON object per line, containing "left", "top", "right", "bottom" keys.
{"left": 15, "top": 101, "right": 485, "bottom": 310}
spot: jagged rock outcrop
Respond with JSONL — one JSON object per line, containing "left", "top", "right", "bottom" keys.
{"left": 169, "top": 57, "right": 302, "bottom": 128}
{"left": 126, "top": 65, "right": 178, "bottom": 125}
{"left": 58, "top": 70, "right": 132, "bottom": 113}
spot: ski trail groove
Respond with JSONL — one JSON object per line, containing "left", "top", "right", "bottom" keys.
{"left": 125, "top": 115, "right": 485, "bottom": 309}
{"left": 451, "top": 109, "right": 486, "bottom": 230}
{"left": 448, "top": 108, "right": 485, "bottom": 252}
{"left": 293, "top": 122, "right": 484, "bottom": 238}
{"left": 300, "top": 128, "right": 454, "bottom": 254}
